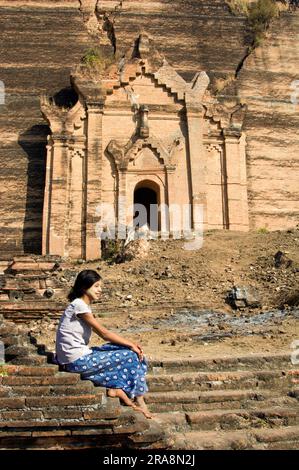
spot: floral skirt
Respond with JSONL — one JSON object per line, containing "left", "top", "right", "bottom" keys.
{"left": 64, "top": 343, "right": 149, "bottom": 399}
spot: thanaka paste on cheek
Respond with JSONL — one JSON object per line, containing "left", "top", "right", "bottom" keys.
{"left": 86, "top": 285, "right": 100, "bottom": 300}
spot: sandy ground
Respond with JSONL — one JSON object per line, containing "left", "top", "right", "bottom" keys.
{"left": 31, "top": 228, "right": 299, "bottom": 362}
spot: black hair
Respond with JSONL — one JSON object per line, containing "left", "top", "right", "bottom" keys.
{"left": 67, "top": 269, "right": 102, "bottom": 302}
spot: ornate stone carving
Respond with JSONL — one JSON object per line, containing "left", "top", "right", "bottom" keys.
{"left": 106, "top": 139, "right": 129, "bottom": 170}
{"left": 139, "top": 105, "right": 149, "bottom": 138}
{"left": 41, "top": 32, "right": 249, "bottom": 260}
{"left": 154, "top": 59, "right": 188, "bottom": 101}
{"left": 40, "top": 96, "right": 86, "bottom": 135}
{"left": 107, "top": 134, "right": 178, "bottom": 170}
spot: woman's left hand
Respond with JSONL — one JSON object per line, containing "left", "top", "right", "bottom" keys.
{"left": 130, "top": 343, "right": 144, "bottom": 362}
{"left": 137, "top": 343, "right": 144, "bottom": 362}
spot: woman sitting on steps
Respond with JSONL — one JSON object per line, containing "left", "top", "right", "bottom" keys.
{"left": 55, "top": 269, "right": 153, "bottom": 419}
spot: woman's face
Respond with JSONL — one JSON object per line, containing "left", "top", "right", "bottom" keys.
{"left": 85, "top": 280, "right": 102, "bottom": 301}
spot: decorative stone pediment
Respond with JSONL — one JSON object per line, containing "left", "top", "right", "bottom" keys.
{"left": 153, "top": 59, "right": 189, "bottom": 101}
{"left": 107, "top": 134, "right": 176, "bottom": 170}
{"left": 69, "top": 33, "right": 213, "bottom": 108}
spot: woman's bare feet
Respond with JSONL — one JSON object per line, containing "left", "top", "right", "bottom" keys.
{"left": 107, "top": 388, "right": 133, "bottom": 406}
{"left": 107, "top": 389, "right": 154, "bottom": 419}
{"left": 131, "top": 403, "right": 153, "bottom": 419}
{"left": 134, "top": 395, "right": 155, "bottom": 419}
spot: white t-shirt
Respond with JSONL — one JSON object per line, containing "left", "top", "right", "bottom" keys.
{"left": 55, "top": 298, "right": 93, "bottom": 365}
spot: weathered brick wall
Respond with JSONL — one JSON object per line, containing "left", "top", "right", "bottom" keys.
{"left": 0, "top": 0, "right": 298, "bottom": 255}
{"left": 96, "top": 0, "right": 249, "bottom": 79}
{"left": 236, "top": 12, "right": 299, "bottom": 230}
{"left": 0, "top": 1, "right": 94, "bottom": 254}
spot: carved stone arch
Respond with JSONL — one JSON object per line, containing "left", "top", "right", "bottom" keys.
{"left": 127, "top": 137, "right": 171, "bottom": 167}
{"left": 106, "top": 135, "right": 176, "bottom": 170}
{"left": 134, "top": 178, "right": 161, "bottom": 194}
{"left": 133, "top": 178, "right": 162, "bottom": 232}
{"left": 130, "top": 144, "right": 164, "bottom": 169}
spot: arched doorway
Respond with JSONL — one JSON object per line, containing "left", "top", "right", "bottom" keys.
{"left": 133, "top": 180, "right": 160, "bottom": 232}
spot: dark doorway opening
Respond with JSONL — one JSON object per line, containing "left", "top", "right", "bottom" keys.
{"left": 133, "top": 186, "right": 159, "bottom": 232}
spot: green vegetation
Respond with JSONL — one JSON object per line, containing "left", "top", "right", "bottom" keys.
{"left": 101, "top": 238, "right": 125, "bottom": 264}
{"left": 227, "top": 0, "right": 250, "bottom": 15}
{"left": 256, "top": 226, "right": 269, "bottom": 233}
{"left": 81, "top": 47, "right": 115, "bottom": 76}
{"left": 227, "top": 0, "right": 280, "bottom": 48}
{"left": 0, "top": 365, "right": 8, "bottom": 377}
{"left": 249, "top": 0, "right": 280, "bottom": 47}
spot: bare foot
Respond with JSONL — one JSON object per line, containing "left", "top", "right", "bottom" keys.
{"left": 131, "top": 403, "right": 154, "bottom": 419}
{"left": 134, "top": 396, "right": 155, "bottom": 419}
{"left": 107, "top": 389, "right": 154, "bottom": 418}
{"left": 107, "top": 388, "right": 133, "bottom": 406}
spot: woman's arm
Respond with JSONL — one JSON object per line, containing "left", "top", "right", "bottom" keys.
{"left": 78, "top": 312, "right": 143, "bottom": 359}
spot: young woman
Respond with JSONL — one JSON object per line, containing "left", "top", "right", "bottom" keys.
{"left": 55, "top": 269, "right": 153, "bottom": 419}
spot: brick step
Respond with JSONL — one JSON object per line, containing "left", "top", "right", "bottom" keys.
{"left": 0, "top": 398, "right": 122, "bottom": 423}
{"left": 0, "top": 417, "right": 119, "bottom": 430}
{"left": 0, "top": 409, "right": 162, "bottom": 449}
{"left": 169, "top": 425, "right": 299, "bottom": 450}
{"left": 1, "top": 365, "right": 59, "bottom": 376}
{"left": 7, "top": 355, "right": 49, "bottom": 365}
{"left": 146, "top": 370, "right": 293, "bottom": 392}
{"left": 125, "top": 418, "right": 171, "bottom": 449}
{"left": 187, "top": 407, "right": 299, "bottom": 431}
{"left": 153, "top": 406, "right": 299, "bottom": 432}
{"left": 0, "top": 382, "right": 100, "bottom": 397}
{"left": 1, "top": 336, "right": 29, "bottom": 347}
{"left": 0, "top": 413, "right": 118, "bottom": 426}
{"left": 146, "top": 392, "right": 296, "bottom": 413}
{"left": 146, "top": 388, "right": 280, "bottom": 404}
{"left": 0, "top": 393, "right": 105, "bottom": 410}
{"left": 2, "top": 372, "right": 81, "bottom": 386}
{"left": 26, "top": 393, "right": 106, "bottom": 409}
{"left": 148, "top": 353, "right": 294, "bottom": 373}
{"left": 5, "top": 344, "right": 43, "bottom": 356}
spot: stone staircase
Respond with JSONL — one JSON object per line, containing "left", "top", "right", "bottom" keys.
{"left": 145, "top": 354, "right": 299, "bottom": 450}
{"left": 0, "top": 317, "right": 168, "bottom": 450}
{"left": 1, "top": 313, "right": 298, "bottom": 450}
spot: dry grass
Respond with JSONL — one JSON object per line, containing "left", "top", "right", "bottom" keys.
{"left": 79, "top": 47, "right": 115, "bottom": 81}
{"left": 226, "top": 0, "right": 252, "bottom": 15}
{"left": 227, "top": 0, "right": 280, "bottom": 48}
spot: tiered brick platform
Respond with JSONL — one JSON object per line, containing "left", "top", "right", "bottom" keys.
{"left": 1, "top": 314, "right": 298, "bottom": 450}
{"left": 146, "top": 354, "right": 299, "bottom": 449}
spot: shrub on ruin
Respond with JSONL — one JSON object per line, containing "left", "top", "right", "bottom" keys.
{"left": 227, "top": 0, "right": 280, "bottom": 48}
{"left": 248, "top": 0, "right": 280, "bottom": 47}
{"left": 80, "top": 47, "right": 115, "bottom": 78}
